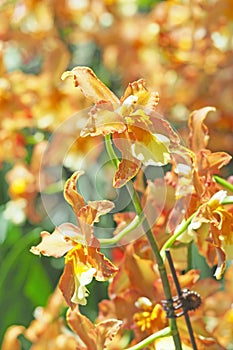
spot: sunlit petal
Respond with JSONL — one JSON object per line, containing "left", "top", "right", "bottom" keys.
{"left": 62, "top": 66, "right": 119, "bottom": 104}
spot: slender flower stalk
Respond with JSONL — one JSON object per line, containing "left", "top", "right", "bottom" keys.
{"left": 160, "top": 213, "right": 196, "bottom": 260}
{"left": 99, "top": 213, "right": 145, "bottom": 245}
{"left": 124, "top": 327, "right": 171, "bottom": 350}
{"left": 105, "top": 134, "right": 183, "bottom": 350}
{"left": 160, "top": 195, "right": 233, "bottom": 258}
{"left": 214, "top": 175, "right": 233, "bottom": 193}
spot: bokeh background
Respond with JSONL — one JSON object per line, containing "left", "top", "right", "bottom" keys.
{"left": 0, "top": 0, "right": 233, "bottom": 347}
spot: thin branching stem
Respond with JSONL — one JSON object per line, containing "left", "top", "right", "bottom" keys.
{"left": 160, "top": 213, "right": 196, "bottom": 260}
{"left": 99, "top": 213, "right": 145, "bottom": 245}
{"left": 105, "top": 134, "right": 183, "bottom": 350}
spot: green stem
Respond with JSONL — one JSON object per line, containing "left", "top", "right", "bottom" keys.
{"left": 105, "top": 134, "right": 120, "bottom": 168}
{"left": 214, "top": 175, "right": 233, "bottom": 193}
{"left": 160, "top": 213, "right": 196, "bottom": 260}
{"left": 124, "top": 327, "right": 171, "bottom": 350}
{"left": 105, "top": 135, "right": 183, "bottom": 350}
{"left": 99, "top": 213, "right": 145, "bottom": 245}
{"left": 222, "top": 196, "right": 233, "bottom": 205}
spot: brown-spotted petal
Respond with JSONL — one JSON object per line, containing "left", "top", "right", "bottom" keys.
{"left": 62, "top": 66, "right": 120, "bottom": 104}
{"left": 149, "top": 112, "right": 180, "bottom": 147}
{"left": 96, "top": 319, "right": 123, "bottom": 350}
{"left": 76, "top": 200, "right": 114, "bottom": 243}
{"left": 87, "top": 246, "right": 118, "bottom": 281}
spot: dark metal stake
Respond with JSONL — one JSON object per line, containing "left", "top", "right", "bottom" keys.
{"left": 165, "top": 249, "right": 198, "bottom": 350}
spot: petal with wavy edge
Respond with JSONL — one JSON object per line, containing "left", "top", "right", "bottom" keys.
{"left": 188, "top": 106, "right": 216, "bottom": 153}
{"left": 200, "top": 149, "right": 232, "bottom": 174}
{"left": 121, "top": 79, "right": 159, "bottom": 112}
{"left": 113, "top": 132, "right": 141, "bottom": 188}
{"left": 71, "top": 266, "right": 96, "bottom": 305}
{"left": 64, "top": 170, "right": 85, "bottom": 215}
{"left": 30, "top": 223, "right": 83, "bottom": 257}
{"left": 62, "top": 66, "right": 119, "bottom": 104}
{"left": 81, "top": 101, "right": 125, "bottom": 137}
{"left": 149, "top": 111, "right": 180, "bottom": 147}
{"left": 88, "top": 200, "right": 115, "bottom": 222}
{"left": 67, "top": 306, "right": 122, "bottom": 350}
{"left": 130, "top": 126, "right": 170, "bottom": 166}
{"left": 96, "top": 319, "right": 123, "bottom": 349}
{"left": 87, "top": 246, "right": 118, "bottom": 281}
{"left": 67, "top": 306, "right": 97, "bottom": 349}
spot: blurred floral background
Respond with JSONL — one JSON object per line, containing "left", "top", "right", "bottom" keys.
{"left": 0, "top": 0, "right": 233, "bottom": 348}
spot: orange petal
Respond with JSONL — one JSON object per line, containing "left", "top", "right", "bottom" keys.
{"left": 200, "top": 149, "right": 232, "bottom": 174}
{"left": 67, "top": 306, "right": 97, "bottom": 349}
{"left": 59, "top": 259, "right": 76, "bottom": 309}
{"left": 113, "top": 132, "right": 141, "bottom": 188}
{"left": 64, "top": 171, "right": 85, "bottom": 215}
{"left": 81, "top": 101, "right": 125, "bottom": 137}
{"left": 188, "top": 106, "right": 216, "bottom": 153}
{"left": 88, "top": 200, "right": 115, "bottom": 222}
{"left": 2, "top": 325, "right": 25, "bottom": 350}
{"left": 87, "top": 246, "right": 118, "bottom": 281}
{"left": 149, "top": 112, "right": 180, "bottom": 147}
{"left": 114, "top": 158, "right": 141, "bottom": 188}
{"left": 96, "top": 319, "right": 122, "bottom": 349}
{"left": 121, "top": 79, "right": 159, "bottom": 112}
{"left": 62, "top": 66, "right": 119, "bottom": 104}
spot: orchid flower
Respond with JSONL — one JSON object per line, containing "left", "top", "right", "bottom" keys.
{"left": 31, "top": 171, "right": 118, "bottom": 306}
{"left": 62, "top": 67, "right": 180, "bottom": 188}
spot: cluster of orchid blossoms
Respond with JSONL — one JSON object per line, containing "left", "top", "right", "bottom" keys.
{"left": 3, "top": 67, "right": 233, "bottom": 350}
{"left": 1, "top": 0, "right": 233, "bottom": 227}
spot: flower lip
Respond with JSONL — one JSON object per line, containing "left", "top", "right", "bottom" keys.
{"left": 208, "top": 190, "right": 227, "bottom": 208}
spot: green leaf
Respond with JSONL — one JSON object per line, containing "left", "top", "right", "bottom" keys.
{"left": 24, "top": 257, "right": 52, "bottom": 306}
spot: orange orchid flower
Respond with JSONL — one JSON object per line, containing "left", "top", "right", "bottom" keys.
{"left": 62, "top": 67, "right": 180, "bottom": 188}
{"left": 30, "top": 171, "right": 118, "bottom": 306}
{"left": 180, "top": 190, "right": 233, "bottom": 280}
